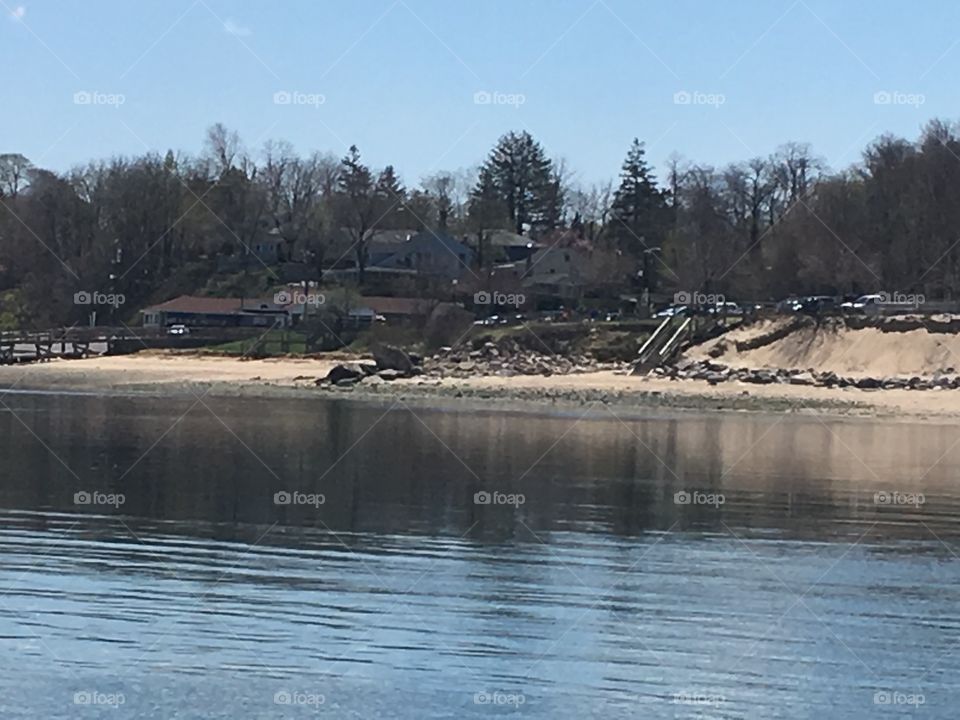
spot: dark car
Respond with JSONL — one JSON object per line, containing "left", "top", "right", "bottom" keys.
{"left": 796, "top": 295, "right": 837, "bottom": 315}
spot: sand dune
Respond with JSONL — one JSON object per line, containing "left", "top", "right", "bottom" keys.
{"left": 688, "top": 318, "right": 960, "bottom": 378}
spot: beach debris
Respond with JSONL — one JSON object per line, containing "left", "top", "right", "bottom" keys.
{"left": 662, "top": 358, "right": 960, "bottom": 392}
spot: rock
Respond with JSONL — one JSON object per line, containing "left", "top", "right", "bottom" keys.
{"left": 818, "top": 371, "right": 840, "bottom": 387}
{"left": 378, "top": 368, "right": 408, "bottom": 381}
{"left": 372, "top": 343, "right": 414, "bottom": 373}
{"left": 325, "top": 363, "right": 365, "bottom": 384}
{"left": 335, "top": 377, "right": 359, "bottom": 387}
{"left": 358, "top": 362, "right": 379, "bottom": 376}
{"left": 457, "top": 360, "right": 476, "bottom": 372}
{"left": 707, "top": 340, "right": 729, "bottom": 358}
{"left": 744, "top": 370, "right": 776, "bottom": 385}
{"left": 855, "top": 377, "right": 881, "bottom": 389}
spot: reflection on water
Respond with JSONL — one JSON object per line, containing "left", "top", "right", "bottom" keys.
{"left": 0, "top": 393, "right": 958, "bottom": 718}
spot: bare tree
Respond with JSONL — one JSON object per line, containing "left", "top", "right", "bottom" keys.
{"left": 0, "top": 154, "right": 33, "bottom": 198}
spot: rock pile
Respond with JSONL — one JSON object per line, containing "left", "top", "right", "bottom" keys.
{"left": 318, "top": 344, "right": 423, "bottom": 388}
{"left": 662, "top": 358, "right": 960, "bottom": 391}
{"left": 423, "top": 341, "right": 626, "bottom": 378}
{"left": 317, "top": 338, "right": 630, "bottom": 390}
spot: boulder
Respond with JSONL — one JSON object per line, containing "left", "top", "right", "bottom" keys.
{"left": 325, "top": 363, "right": 365, "bottom": 384}
{"left": 378, "top": 368, "right": 408, "bottom": 381}
{"left": 372, "top": 343, "right": 414, "bottom": 373}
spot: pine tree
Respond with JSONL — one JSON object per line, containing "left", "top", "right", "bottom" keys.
{"left": 471, "top": 131, "right": 554, "bottom": 235}
{"left": 336, "top": 145, "right": 377, "bottom": 284}
{"left": 611, "top": 139, "right": 668, "bottom": 255}
{"left": 374, "top": 165, "right": 407, "bottom": 229}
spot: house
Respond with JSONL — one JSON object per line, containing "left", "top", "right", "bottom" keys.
{"left": 141, "top": 295, "right": 294, "bottom": 329}
{"left": 253, "top": 228, "right": 286, "bottom": 264}
{"left": 370, "top": 230, "right": 475, "bottom": 281}
{"left": 366, "top": 229, "right": 418, "bottom": 266}
{"left": 481, "top": 230, "right": 540, "bottom": 263}
{"left": 347, "top": 296, "right": 448, "bottom": 325}
{"left": 323, "top": 228, "right": 418, "bottom": 271}
{"left": 521, "top": 243, "right": 628, "bottom": 304}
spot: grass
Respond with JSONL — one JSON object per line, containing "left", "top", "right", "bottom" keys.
{"left": 200, "top": 330, "right": 308, "bottom": 357}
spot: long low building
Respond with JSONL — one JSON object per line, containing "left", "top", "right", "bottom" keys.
{"left": 141, "top": 296, "right": 295, "bottom": 329}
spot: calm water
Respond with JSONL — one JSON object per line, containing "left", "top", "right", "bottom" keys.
{"left": 0, "top": 392, "right": 958, "bottom": 718}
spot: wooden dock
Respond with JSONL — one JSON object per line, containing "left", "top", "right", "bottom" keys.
{"left": 0, "top": 329, "right": 106, "bottom": 365}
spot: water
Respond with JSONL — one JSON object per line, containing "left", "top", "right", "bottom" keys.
{"left": 0, "top": 392, "right": 957, "bottom": 718}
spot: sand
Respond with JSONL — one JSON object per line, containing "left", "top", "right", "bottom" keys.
{"left": 0, "top": 353, "right": 341, "bottom": 391}
{"left": 2, "top": 352, "right": 960, "bottom": 423}
{"left": 688, "top": 319, "right": 960, "bottom": 378}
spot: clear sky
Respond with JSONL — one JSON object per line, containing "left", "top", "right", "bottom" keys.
{"left": 2, "top": 0, "right": 957, "bottom": 187}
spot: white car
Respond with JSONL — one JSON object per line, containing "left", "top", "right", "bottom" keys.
{"left": 167, "top": 324, "right": 191, "bottom": 336}
{"left": 840, "top": 294, "right": 883, "bottom": 313}
{"left": 655, "top": 305, "right": 687, "bottom": 318}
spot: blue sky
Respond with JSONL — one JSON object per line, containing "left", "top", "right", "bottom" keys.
{"left": 2, "top": 0, "right": 957, "bottom": 187}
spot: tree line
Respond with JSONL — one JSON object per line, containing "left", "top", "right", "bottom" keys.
{"left": 2, "top": 118, "right": 960, "bottom": 328}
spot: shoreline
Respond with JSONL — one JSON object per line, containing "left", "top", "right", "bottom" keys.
{"left": 1, "top": 352, "right": 959, "bottom": 424}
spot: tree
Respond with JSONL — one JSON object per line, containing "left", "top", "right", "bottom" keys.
{"left": 610, "top": 139, "right": 669, "bottom": 260}
{"left": 0, "top": 154, "right": 33, "bottom": 198}
{"left": 336, "top": 145, "right": 378, "bottom": 285}
{"left": 569, "top": 180, "right": 614, "bottom": 242}
{"left": 472, "top": 131, "right": 554, "bottom": 235}
{"left": 205, "top": 123, "right": 243, "bottom": 177}
{"left": 374, "top": 165, "right": 408, "bottom": 229}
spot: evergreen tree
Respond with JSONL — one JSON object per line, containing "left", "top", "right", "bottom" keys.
{"left": 374, "top": 165, "right": 408, "bottom": 229}
{"left": 336, "top": 145, "right": 377, "bottom": 284}
{"left": 471, "top": 131, "right": 554, "bottom": 235}
{"left": 611, "top": 139, "right": 668, "bottom": 255}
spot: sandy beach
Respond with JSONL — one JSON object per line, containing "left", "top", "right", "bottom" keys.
{"left": 1, "top": 352, "right": 959, "bottom": 422}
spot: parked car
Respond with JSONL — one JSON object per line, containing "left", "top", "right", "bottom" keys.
{"left": 795, "top": 295, "right": 838, "bottom": 315}
{"left": 777, "top": 297, "right": 800, "bottom": 313}
{"left": 167, "top": 324, "right": 190, "bottom": 336}
{"left": 654, "top": 304, "right": 688, "bottom": 318}
{"left": 840, "top": 294, "right": 883, "bottom": 314}
{"left": 707, "top": 301, "right": 743, "bottom": 316}
{"left": 473, "top": 315, "right": 512, "bottom": 326}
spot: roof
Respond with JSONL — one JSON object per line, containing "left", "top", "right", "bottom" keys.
{"left": 369, "top": 229, "right": 418, "bottom": 245}
{"left": 373, "top": 230, "right": 473, "bottom": 262}
{"left": 485, "top": 230, "right": 537, "bottom": 248}
{"left": 143, "top": 295, "right": 285, "bottom": 315}
{"left": 410, "top": 230, "right": 472, "bottom": 252}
